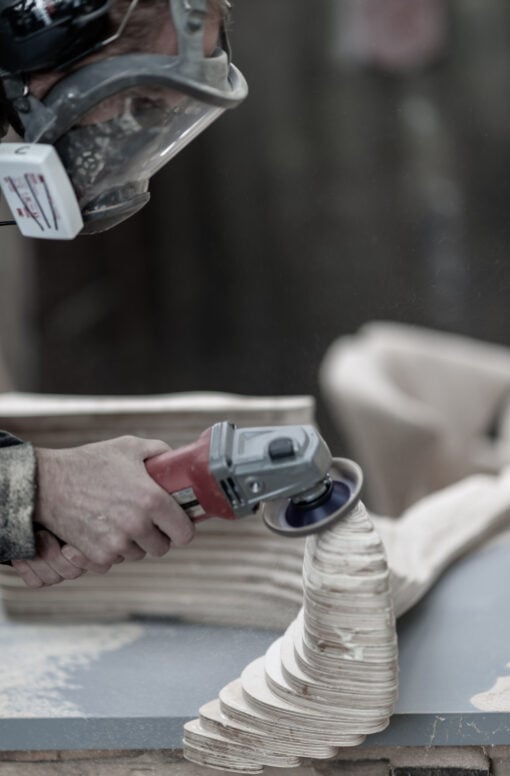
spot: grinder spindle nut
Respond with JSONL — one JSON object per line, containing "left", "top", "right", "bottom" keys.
{"left": 262, "top": 458, "right": 363, "bottom": 537}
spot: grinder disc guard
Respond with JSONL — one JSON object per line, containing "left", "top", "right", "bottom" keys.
{"left": 262, "top": 458, "right": 363, "bottom": 537}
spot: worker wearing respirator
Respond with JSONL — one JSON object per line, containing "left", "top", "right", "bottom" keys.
{"left": 0, "top": 0, "right": 247, "bottom": 587}
{"left": 0, "top": 0, "right": 247, "bottom": 237}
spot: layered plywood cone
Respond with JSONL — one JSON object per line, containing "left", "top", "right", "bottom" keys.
{"left": 183, "top": 464, "right": 398, "bottom": 774}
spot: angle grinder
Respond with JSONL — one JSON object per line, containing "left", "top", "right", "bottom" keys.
{"left": 145, "top": 422, "right": 363, "bottom": 537}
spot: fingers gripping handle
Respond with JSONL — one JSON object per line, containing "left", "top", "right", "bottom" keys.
{"left": 145, "top": 427, "right": 237, "bottom": 521}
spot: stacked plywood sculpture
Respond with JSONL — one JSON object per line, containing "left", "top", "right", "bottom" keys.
{"left": 183, "top": 484, "right": 398, "bottom": 774}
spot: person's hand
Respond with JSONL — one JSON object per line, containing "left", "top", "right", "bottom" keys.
{"left": 34, "top": 436, "right": 195, "bottom": 570}
{"left": 11, "top": 530, "right": 117, "bottom": 588}
{"left": 11, "top": 529, "right": 89, "bottom": 588}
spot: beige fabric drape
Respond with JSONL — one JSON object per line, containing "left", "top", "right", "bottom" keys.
{"left": 320, "top": 322, "right": 510, "bottom": 515}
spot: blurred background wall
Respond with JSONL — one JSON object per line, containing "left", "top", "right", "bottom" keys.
{"left": 0, "top": 179, "right": 34, "bottom": 391}
{"left": 2, "top": 0, "right": 510, "bottom": 448}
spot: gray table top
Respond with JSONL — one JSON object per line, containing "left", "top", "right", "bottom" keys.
{"left": 1, "top": 536, "right": 510, "bottom": 751}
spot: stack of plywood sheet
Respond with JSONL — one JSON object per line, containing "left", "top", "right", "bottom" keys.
{"left": 0, "top": 392, "right": 314, "bottom": 450}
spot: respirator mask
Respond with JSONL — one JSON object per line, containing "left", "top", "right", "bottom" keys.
{"left": 0, "top": 0, "right": 248, "bottom": 238}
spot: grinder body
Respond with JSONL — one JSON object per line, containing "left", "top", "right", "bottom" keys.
{"left": 145, "top": 422, "right": 333, "bottom": 525}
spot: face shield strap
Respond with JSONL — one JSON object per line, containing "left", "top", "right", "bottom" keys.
{"left": 0, "top": 75, "right": 21, "bottom": 138}
{"left": 171, "top": 0, "right": 207, "bottom": 81}
{"left": 0, "top": 72, "right": 57, "bottom": 140}
{"left": 170, "top": 0, "right": 235, "bottom": 90}
{"left": 220, "top": 23, "right": 232, "bottom": 63}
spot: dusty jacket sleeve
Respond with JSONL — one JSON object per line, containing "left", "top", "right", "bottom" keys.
{"left": 0, "top": 431, "right": 36, "bottom": 562}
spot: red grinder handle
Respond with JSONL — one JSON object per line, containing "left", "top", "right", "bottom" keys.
{"left": 145, "top": 426, "right": 237, "bottom": 521}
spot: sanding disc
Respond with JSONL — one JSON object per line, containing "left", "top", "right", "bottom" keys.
{"left": 262, "top": 458, "right": 363, "bottom": 537}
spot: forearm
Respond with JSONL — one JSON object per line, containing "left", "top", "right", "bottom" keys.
{"left": 0, "top": 431, "right": 36, "bottom": 562}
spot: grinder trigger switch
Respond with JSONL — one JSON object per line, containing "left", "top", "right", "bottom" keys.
{"left": 268, "top": 437, "right": 295, "bottom": 461}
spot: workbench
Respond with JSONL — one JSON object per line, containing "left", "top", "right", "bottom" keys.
{"left": 1, "top": 536, "right": 510, "bottom": 773}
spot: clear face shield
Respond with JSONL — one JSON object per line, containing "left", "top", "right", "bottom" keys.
{"left": 54, "top": 84, "right": 223, "bottom": 233}
{"left": 0, "top": 0, "right": 248, "bottom": 238}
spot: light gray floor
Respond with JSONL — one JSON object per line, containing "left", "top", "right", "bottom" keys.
{"left": 1, "top": 537, "right": 509, "bottom": 750}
